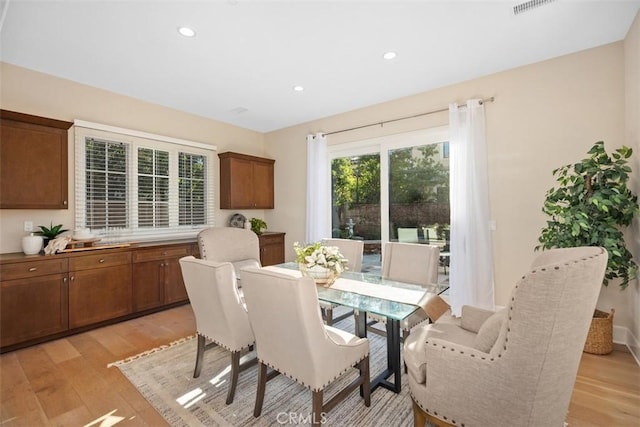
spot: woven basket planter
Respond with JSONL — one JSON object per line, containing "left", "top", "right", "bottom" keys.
{"left": 583, "top": 309, "right": 614, "bottom": 355}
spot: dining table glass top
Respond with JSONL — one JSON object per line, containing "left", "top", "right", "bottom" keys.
{"left": 272, "top": 262, "right": 449, "bottom": 321}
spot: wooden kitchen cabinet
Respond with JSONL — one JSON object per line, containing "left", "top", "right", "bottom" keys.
{"left": 68, "top": 252, "right": 132, "bottom": 328}
{"left": 132, "top": 243, "right": 193, "bottom": 311}
{"left": 218, "top": 152, "right": 275, "bottom": 209}
{"left": 0, "top": 258, "right": 69, "bottom": 348}
{"left": 0, "top": 240, "right": 196, "bottom": 352}
{"left": 0, "top": 110, "right": 73, "bottom": 209}
{"left": 258, "top": 232, "right": 285, "bottom": 266}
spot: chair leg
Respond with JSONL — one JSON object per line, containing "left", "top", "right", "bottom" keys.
{"left": 254, "top": 362, "right": 267, "bottom": 417}
{"left": 360, "top": 356, "right": 371, "bottom": 407}
{"left": 412, "top": 398, "right": 428, "bottom": 427}
{"left": 193, "top": 334, "right": 206, "bottom": 378}
{"left": 325, "top": 308, "right": 334, "bottom": 326}
{"left": 312, "top": 390, "right": 323, "bottom": 426}
{"left": 226, "top": 351, "right": 241, "bottom": 404}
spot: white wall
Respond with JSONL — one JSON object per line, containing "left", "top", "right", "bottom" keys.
{"left": 264, "top": 40, "right": 638, "bottom": 337}
{"left": 0, "top": 62, "right": 268, "bottom": 254}
{"left": 622, "top": 11, "right": 640, "bottom": 358}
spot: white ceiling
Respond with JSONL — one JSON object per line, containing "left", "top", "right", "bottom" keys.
{"left": 1, "top": 0, "right": 639, "bottom": 132}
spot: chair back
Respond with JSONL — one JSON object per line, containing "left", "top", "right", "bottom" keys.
{"left": 241, "top": 267, "right": 342, "bottom": 388}
{"left": 179, "top": 256, "right": 253, "bottom": 351}
{"left": 321, "top": 238, "right": 364, "bottom": 272}
{"left": 198, "top": 227, "right": 261, "bottom": 282}
{"left": 198, "top": 227, "right": 260, "bottom": 264}
{"left": 382, "top": 242, "right": 439, "bottom": 287}
{"left": 488, "top": 247, "right": 607, "bottom": 425}
{"left": 397, "top": 227, "right": 419, "bottom": 243}
{"left": 422, "top": 227, "right": 438, "bottom": 243}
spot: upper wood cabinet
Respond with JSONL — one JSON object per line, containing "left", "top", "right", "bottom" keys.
{"left": 0, "top": 110, "right": 73, "bottom": 209}
{"left": 219, "top": 152, "right": 274, "bottom": 209}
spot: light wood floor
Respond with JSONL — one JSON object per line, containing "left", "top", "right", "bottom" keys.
{"left": 1, "top": 304, "right": 639, "bottom": 426}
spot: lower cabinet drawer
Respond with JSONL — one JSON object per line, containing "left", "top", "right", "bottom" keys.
{"left": 69, "top": 251, "right": 131, "bottom": 271}
{"left": 1, "top": 258, "right": 68, "bottom": 281}
{"left": 133, "top": 245, "right": 192, "bottom": 263}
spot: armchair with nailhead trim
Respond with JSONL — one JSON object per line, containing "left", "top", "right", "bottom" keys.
{"left": 403, "top": 247, "right": 607, "bottom": 427}
{"left": 179, "top": 256, "right": 255, "bottom": 404}
{"left": 241, "top": 267, "right": 371, "bottom": 426}
{"left": 198, "top": 227, "right": 261, "bottom": 286}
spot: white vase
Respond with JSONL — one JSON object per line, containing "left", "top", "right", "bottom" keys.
{"left": 22, "top": 235, "right": 43, "bottom": 255}
{"left": 299, "top": 263, "right": 337, "bottom": 286}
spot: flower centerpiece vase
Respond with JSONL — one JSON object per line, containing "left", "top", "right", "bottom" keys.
{"left": 299, "top": 263, "right": 338, "bottom": 287}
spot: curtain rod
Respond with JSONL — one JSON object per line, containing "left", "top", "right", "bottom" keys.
{"left": 323, "top": 96, "right": 495, "bottom": 137}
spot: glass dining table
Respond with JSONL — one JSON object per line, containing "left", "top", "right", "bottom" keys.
{"left": 268, "top": 263, "right": 449, "bottom": 394}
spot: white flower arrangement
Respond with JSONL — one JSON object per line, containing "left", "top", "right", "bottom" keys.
{"left": 294, "top": 242, "right": 348, "bottom": 285}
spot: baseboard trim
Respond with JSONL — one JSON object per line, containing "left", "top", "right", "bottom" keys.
{"left": 613, "top": 325, "right": 640, "bottom": 366}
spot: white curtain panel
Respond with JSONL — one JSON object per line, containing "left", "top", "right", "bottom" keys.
{"left": 449, "top": 100, "right": 495, "bottom": 316}
{"left": 306, "top": 133, "right": 331, "bottom": 243}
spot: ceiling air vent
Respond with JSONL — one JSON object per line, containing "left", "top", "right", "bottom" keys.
{"left": 513, "top": 0, "right": 556, "bottom": 15}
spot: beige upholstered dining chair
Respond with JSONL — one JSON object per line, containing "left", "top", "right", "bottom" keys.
{"left": 403, "top": 247, "right": 608, "bottom": 427}
{"left": 241, "top": 267, "right": 371, "bottom": 426}
{"left": 382, "top": 242, "right": 440, "bottom": 286}
{"left": 322, "top": 238, "right": 364, "bottom": 272}
{"left": 197, "top": 227, "right": 261, "bottom": 284}
{"left": 366, "top": 242, "right": 441, "bottom": 339}
{"left": 319, "top": 238, "right": 364, "bottom": 325}
{"left": 179, "top": 256, "right": 256, "bottom": 404}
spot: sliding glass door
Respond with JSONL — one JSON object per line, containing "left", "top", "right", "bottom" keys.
{"left": 330, "top": 127, "right": 449, "bottom": 275}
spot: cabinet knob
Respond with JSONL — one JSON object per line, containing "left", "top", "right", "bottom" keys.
{"left": 70, "top": 276, "right": 75, "bottom": 281}
{"left": 63, "top": 200, "right": 68, "bottom": 205}
{"left": 99, "top": 259, "right": 105, "bottom": 263}
{"left": 28, "top": 267, "right": 37, "bottom": 272}
{"left": 63, "top": 277, "right": 67, "bottom": 283}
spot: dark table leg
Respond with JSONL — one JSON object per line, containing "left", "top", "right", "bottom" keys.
{"left": 356, "top": 314, "right": 401, "bottom": 394}
{"left": 356, "top": 311, "right": 367, "bottom": 338}
{"left": 356, "top": 311, "right": 367, "bottom": 397}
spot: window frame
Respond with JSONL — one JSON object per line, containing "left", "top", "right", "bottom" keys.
{"left": 328, "top": 126, "right": 449, "bottom": 245}
{"left": 74, "top": 120, "right": 216, "bottom": 242}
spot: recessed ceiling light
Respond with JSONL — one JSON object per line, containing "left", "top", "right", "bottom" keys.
{"left": 293, "top": 85, "right": 304, "bottom": 92}
{"left": 383, "top": 51, "right": 397, "bottom": 60}
{"left": 178, "top": 27, "right": 196, "bottom": 37}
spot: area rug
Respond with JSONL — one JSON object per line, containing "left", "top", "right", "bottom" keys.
{"left": 109, "top": 314, "right": 413, "bottom": 426}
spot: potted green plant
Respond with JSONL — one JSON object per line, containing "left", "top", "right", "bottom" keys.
{"left": 536, "top": 141, "right": 639, "bottom": 354}
{"left": 35, "top": 222, "right": 69, "bottom": 247}
{"left": 249, "top": 218, "right": 267, "bottom": 235}
{"left": 536, "top": 141, "right": 639, "bottom": 287}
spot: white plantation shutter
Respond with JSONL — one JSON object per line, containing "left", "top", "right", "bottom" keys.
{"left": 178, "top": 152, "right": 207, "bottom": 226}
{"left": 137, "top": 147, "right": 170, "bottom": 228}
{"left": 83, "top": 137, "right": 129, "bottom": 230}
{"left": 75, "top": 121, "right": 216, "bottom": 241}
